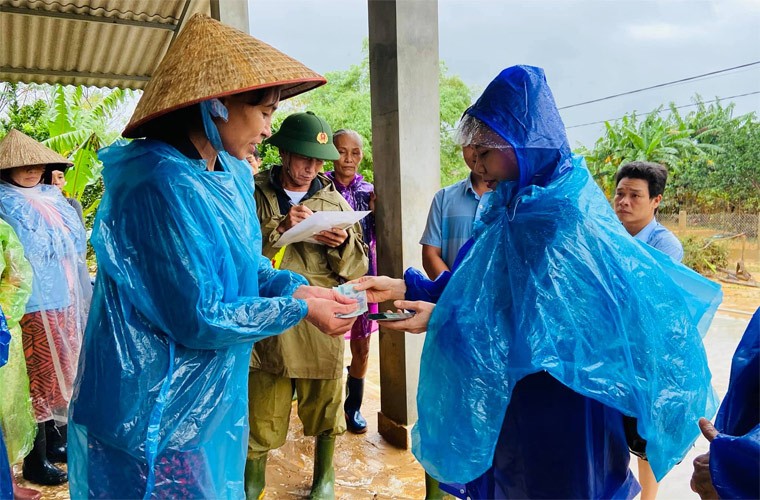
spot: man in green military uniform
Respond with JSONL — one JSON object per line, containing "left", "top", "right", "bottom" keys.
{"left": 246, "top": 111, "right": 369, "bottom": 500}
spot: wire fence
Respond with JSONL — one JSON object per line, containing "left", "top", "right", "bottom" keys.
{"left": 659, "top": 212, "right": 760, "bottom": 239}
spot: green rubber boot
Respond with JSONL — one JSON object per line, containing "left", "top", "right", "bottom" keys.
{"left": 244, "top": 453, "right": 267, "bottom": 500}
{"left": 425, "top": 471, "right": 447, "bottom": 499}
{"left": 308, "top": 434, "right": 336, "bottom": 499}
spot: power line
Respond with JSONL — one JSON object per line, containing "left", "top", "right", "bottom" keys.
{"left": 558, "top": 61, "right": 760, "bottom": 110}
{"left": 565, "top": 90, "right": 760, "bottom": 129}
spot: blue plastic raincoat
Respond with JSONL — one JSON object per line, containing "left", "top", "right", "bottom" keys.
{"left": 0, "top": 307, "right": 13, "bottom": 499}
{"left": 0, "top": 182, "right": 90, "bottom": 424}
{"left": 411, "top": 66, "right": 721, "bottom": 496}
{"left": 709, "top": 307, "right": 759, "bottom": 499}
{"left": 68, "top": 140, "right": 309, "bottom": 499}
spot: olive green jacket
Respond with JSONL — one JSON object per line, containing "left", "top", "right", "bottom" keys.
{"left": 251, "top": 168, "right": 368, "bottom": 379}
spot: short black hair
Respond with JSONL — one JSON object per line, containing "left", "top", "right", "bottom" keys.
{"left": 615, "top": 161, "right": 669, "bottom": 198}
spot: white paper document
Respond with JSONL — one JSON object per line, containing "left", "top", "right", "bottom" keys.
{"left": 274, "top": 210, "right": 371, "bottom": 248}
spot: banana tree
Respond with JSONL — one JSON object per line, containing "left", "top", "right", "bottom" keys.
{"left": 577, "top": 104, "right": 721, "bottom": 199}
{"left": 42, "top": 85, "right": 133, "bottom": 214}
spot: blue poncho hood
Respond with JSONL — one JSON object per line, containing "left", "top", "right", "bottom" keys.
{"left": 468, "top": 65, "right": 569, "bottom": 189}
{"left": 412, "top": 65, "right": 721, "bottom": 484}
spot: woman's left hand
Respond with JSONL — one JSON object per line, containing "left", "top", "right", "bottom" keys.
{"left": 314, "top": 227, "right": 348, "bottom": 248}
{"left": 382, "top": 300, "right": 435, "bottom": 334}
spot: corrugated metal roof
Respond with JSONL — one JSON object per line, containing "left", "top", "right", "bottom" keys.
{"left": 0, "top": 0, "right": 212, "bottom": 89}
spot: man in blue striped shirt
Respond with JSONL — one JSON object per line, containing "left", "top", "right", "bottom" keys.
{"left": 614, "top": 161, "right": 684, "bottom": 262}
{"left": 420, "top": 146, "right": 491, "bottom": 279}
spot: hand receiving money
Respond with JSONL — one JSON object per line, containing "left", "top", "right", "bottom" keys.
{"left": 332, "top": 284, "right": 369, "bottom": 318}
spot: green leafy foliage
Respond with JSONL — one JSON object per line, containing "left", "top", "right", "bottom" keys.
{"left": 681, "top": 235, "right": 729, "bottom": 275}
{"left": 0, "top": 83, "right": 50, "bottom": 141}
{"left": 262, "top": 45, "right": 473, "bottom": 187}
{"left": 42, "top": 85, "right": 133, "bottom": 201}
{"left": 0, "top": 83, "right": 133, "bottom": 229}
{"left": 577, "top": 97, "right": 759, "bottom": 212}
{"left": 439, "top": 63, "right": 475, "bottom": 186}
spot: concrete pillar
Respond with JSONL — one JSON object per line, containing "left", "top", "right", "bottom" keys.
{"left": 210, "top": 0, "right": 250, "bottom": 34}
{"left": 368, "top": 0, "right": 440, "bottom": 449}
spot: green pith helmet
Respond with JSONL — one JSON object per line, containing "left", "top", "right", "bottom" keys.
{"left": 267, "top": 111, "right": 340, "bottom": 161}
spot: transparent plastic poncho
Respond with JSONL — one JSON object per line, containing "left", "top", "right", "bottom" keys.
{"left": 412, "top": 65, "right": 721, "bottom": 484}
{"left": 0, "top": 182, "right": 91, "bottom": 424}
{"left": 68, "top": 139, "right": 309, "bottom": 499}
{"left": 0, "top": 219, "right": 36, "bottom": 463}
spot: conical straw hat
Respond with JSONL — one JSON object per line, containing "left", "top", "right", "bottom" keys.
{"left": 0, "top": 129, "right": 72, "bottom": 170}
{"left": 124, "top": 14, "right": 327, "bottom": 138}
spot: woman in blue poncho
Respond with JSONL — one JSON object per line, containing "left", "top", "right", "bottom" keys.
{"left": 67, "top": 14, "right": 360, "bottom": 499}
{"left": 691, "top": 307, "right": 759, "bottom": 500}
{"left": 0, "top": 129, "right": 91, "bottom": 488}
{"left": 355, "top": 65, "right": 721, "bottom": 499}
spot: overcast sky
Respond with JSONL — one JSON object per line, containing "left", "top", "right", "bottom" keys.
{"left": 249, "top": 0, "right": 760, "bottom": 148}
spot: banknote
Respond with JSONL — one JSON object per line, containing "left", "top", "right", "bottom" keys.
{"left": 333, "top": 284, "right": 368, "bottom": 318}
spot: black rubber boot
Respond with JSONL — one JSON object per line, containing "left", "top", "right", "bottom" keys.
{"left": 308, "top": 434, "right": 335, "bottom": 499}
{"left": 244, "top": 453, "right": 267, "bottom": 500}
{"left": 22, "top": 422, "right": 67, "bottom": 486}
{"left": 344, "top": 370, "right": 367, "bottom": 434}
{"left": 45, "top": 421, "right": 67, "bottom": 463}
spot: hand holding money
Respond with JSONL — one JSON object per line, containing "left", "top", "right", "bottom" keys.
{"left": 293, "top": 285, "right": 358, "bottom": 336}
{"left": 332, "top": 283, "right": 369, "bottom": 318}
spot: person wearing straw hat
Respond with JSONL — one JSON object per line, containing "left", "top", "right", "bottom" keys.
{"left": 248, "top": 112, "right": 368, "bottom": 499}
{"left": 0, "top": 129, "right": 91, "bottom": 487}
{"left": 66, "top": 13, "right": 359, "bottom": 500}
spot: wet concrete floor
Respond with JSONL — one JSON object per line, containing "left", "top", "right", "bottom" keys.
{"left": 261, "top": 331, "right": 425, "bottom": 499}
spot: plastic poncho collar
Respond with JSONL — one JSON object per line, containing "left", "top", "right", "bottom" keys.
{"left": 412, "top": 65, "right": 721, "bottom": 486}
{"left": 68, "top": 139, "right": 309, "bottom": 499}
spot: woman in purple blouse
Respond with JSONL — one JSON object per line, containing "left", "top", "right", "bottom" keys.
{"left": 326, "top": 129, "right": 377, "bottom": 434}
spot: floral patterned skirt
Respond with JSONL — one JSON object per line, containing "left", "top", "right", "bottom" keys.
{"left": 86, "top": 435, "right": 212, "bottom": 499}
{"left": 21, "top": 308, "right": 80, "bottom": 422}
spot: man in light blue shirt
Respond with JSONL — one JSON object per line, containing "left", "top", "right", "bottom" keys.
{"left": 614, "top": 161, "right": 684, "bottom": 262}
{"left": 420, "top": 145, "right": 490, "bottom": 279}
{"left": 613, "top": 160, "right": 683, "bottom": 500}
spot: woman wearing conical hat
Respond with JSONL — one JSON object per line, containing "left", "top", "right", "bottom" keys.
{"left": 0, "top": 129, "right": 92, "bottom": 489}
{"left": 66, "top": 14, "right": 359, "bottom": 499}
